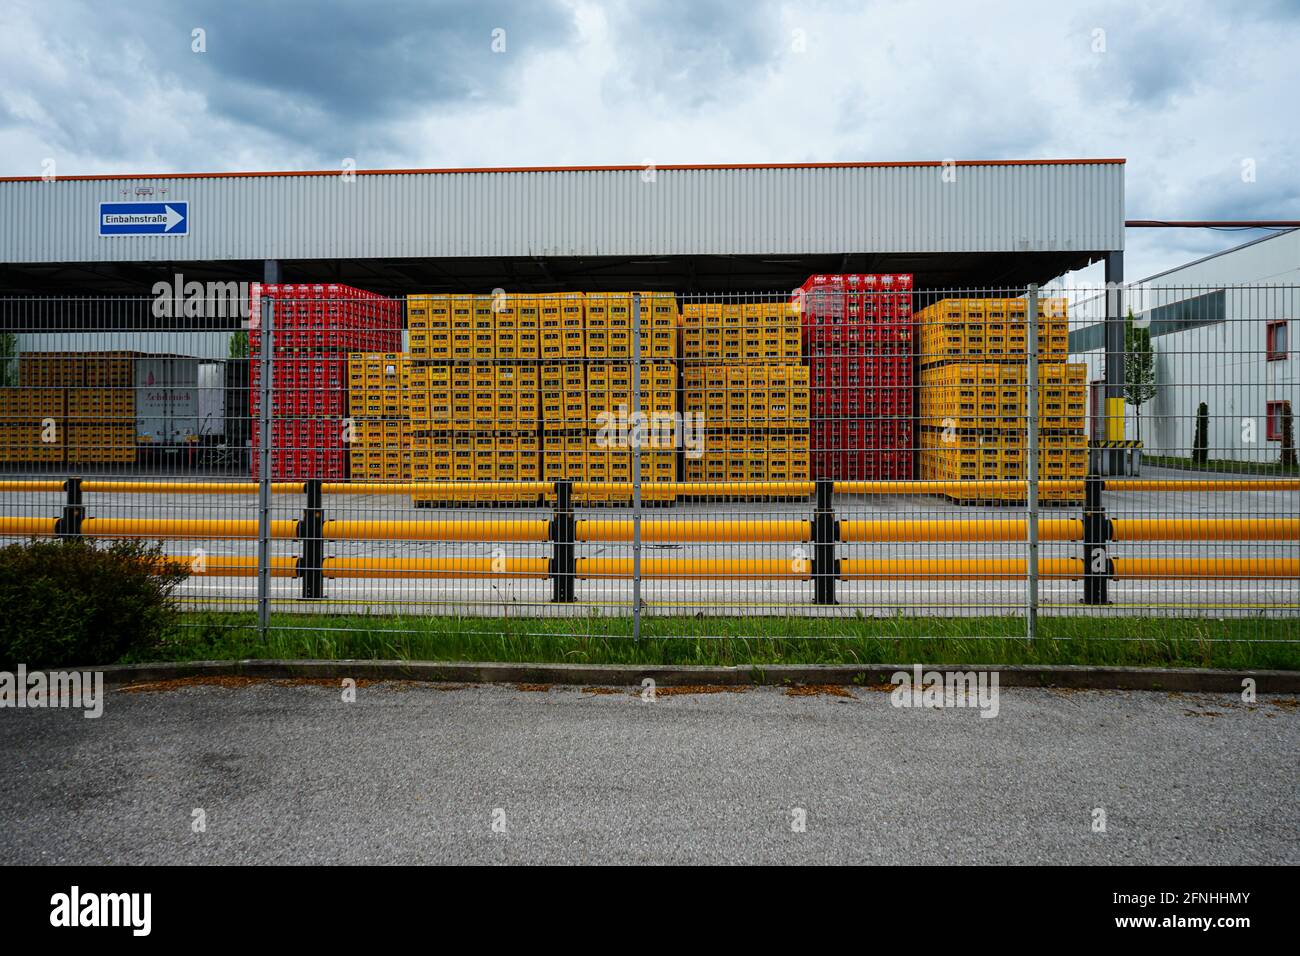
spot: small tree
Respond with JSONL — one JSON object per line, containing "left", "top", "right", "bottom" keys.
{"left": 228, "top": 330, "right": 249, "bottom": 359}
{"left": 1124, "top": 310, "right": 1156, "bottom": 443}
{"left": 0, "top": 331, "right": 16, "bottom": 387}
{"left": 1193, "top": 402, "right": 1209, "bottom": 465}
{"left": 1281, "top": 403, "right": 1297, "bottom": 469}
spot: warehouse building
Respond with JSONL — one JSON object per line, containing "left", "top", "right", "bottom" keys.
{"left": 0, "top": 160, "right": 1132, "bottom": 475}
{"left": 1069, "top": 228, "right": 1298, "bottom": 465}
{"left": 0, "top": 160, "right": 1125, "bottom": 294}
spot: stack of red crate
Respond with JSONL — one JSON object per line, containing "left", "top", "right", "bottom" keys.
{"left": 800, "top": 273, "right": 914, "bottom": 480}
{"left": 249, "top": 283, "right": 401, "bottom": 479}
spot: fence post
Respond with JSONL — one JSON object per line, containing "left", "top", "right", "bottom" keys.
{"left": 56, "top": 476, "right": 84, "bottom": 540}
{"left": 300, "top": 477, "right": 324, "bottom": 599}
{"left": 813, "top": 477, "right": 837, "bottom": 605}
{"left": 1082, "top": 473, "right": 1111, "bottom": 605}
{"left": 551, "top": 479, "right": 575, "bottom": 603}
{"left": 256, "top": 295, "right": 273, "bottom": 638}
{"left": 631, "top": 292, "right": 643, "bottom": 640}
{"left": 1026, "top": 284, "right": 1039, "bottom": 641}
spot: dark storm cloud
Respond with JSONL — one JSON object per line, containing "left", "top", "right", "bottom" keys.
{"left": 6, "top": 0, "right": 574, "bottom": 163}
{"left": 178, "top": 1, "right": 572, "bottom": 124}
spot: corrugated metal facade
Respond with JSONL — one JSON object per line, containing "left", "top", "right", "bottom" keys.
{"left": 0, "top": 162, "right": 1124, "bottom": 264}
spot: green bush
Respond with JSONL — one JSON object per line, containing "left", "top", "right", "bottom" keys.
{"left": 0, "top": 539, "right": 188, "bottom": 668}
{"left": 1192, "top": 401, "right": 1209, "bottom": 465}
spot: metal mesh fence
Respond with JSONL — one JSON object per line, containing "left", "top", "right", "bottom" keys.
{"left": 0, "top": 282, "right": 1295, "bottom": 645}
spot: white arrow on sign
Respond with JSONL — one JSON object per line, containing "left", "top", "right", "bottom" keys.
{"left": 164, "top": 204, "right": 184, "bottom": 231}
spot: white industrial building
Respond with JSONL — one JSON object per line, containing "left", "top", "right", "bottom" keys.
{"left": 1069, "top": 228, "right": 1298, "bottom": 465}
{"left": 0, "top": 160, "right": 1125, "bottom": 294}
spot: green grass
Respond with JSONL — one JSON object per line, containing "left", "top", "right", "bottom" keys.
{"left": 1142, "top": 454, "right": 1299, "bottom": 477}
{"left": 125, "top": 611, "right": 1300, "bottom": 671}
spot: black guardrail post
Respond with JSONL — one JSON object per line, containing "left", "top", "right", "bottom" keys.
{"left": 299, "top": 478, "right": 325, "bottom": 599}
{"left": 1082, "top": 472, "right": 1111, "bottom": 605}
{"left": 55, "top": 476, "right": 84, "bottom": 541}
{"left": 813, "top": 477, "right": 838, "bottom": 605}
{"left": 551, "top": 479, "right": 576, "bottom": 603}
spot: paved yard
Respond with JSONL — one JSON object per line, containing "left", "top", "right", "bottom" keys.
{"left": 1, "top": 681, "right": 1295, "bottom": 864}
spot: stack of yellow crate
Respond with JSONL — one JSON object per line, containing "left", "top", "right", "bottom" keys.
{"left": 66, "top": 386, "right": 136, "bottom": 463}
{"left": 347, "top": 352, "right": 410, "bottom": 481}
{"left": 680, "top": 301, "right": 808, "bottom": 486}
{"left": 386, "top": 290, "right": 688, "bottom": 503}
{"left": 584, "top": 292, "right": 678, "bottom": 361}
{"left": 19, "top": 353, "right": 84, "bottom": 387}
{"left": 916, "top": 297, "right": 1086, "bottom": 502}
{"left": 681, "top": 364, "right": 810, "bottom": 483}
{"left": 681, "top": 301, "right": 802, "bottom": 364}
{"left": 0, "top": 388, "right": 66, "bottom": 463}
{"left": 20, "top": 351, "right": 133, "bottom": 388}
{"left": 532, "top": 292, "right": 679, "bottom": 504}
{"left": 408, "top": 362, "right": 541, "bottom": 501}
{"left": 4, "top": 352, "right": 138, "bottom": 464}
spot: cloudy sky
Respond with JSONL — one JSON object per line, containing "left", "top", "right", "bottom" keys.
{"left": 2, "top": 0, "right": 1296, "bottom": 282}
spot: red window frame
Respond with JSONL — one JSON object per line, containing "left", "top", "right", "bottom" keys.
{"left": 1266, "top": 400, "right": 1291, "bottom": 441}
{"left": 1266, "top": 320, "right": 1288, "bottom": 361}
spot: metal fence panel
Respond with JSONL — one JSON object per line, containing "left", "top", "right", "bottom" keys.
{"left": 0, "top": 281, "right": 1295, "bottom": 649}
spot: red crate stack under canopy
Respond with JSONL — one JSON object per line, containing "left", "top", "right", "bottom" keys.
{"left": 249, "top": 282, "right": 402, "bottom": 480}
{"left": 799, "top": 273, "right": 914, "bottom": 480}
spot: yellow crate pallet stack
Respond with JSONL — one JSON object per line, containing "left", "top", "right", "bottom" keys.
{"left": 347, "top": 352, "right": 411, "bottom": 481}
{"left": 916, "top": 297, "right": 1085, "bottom": 503}
{"left": 680, "top": 301, "right": 808, "bottom": 490}
{"left": 560, "top": 359, "right": 677, "bottom": 503}
{"left": 585, "top": 291, "right": 678, "bottom": 362}
{"left": 681, "top": 301, "right": 802, "bottom": 365}
{"left": 682, "top": 364, "right": 811, "bottom": 485}
{"left": 66, "top": 386, "right": 136, "bottom": 464}
{"left": 539, "top": 291, "right": 678, "bottom": 504}
{"left": 408, "top": 360, "right": 541, "bottom": 502}
{"left": 17, "top": 352, "right": 139, "bottom": 464}
{"left": 19, "top": 352, "right": 85, "bottom": 387}
{"left": 0, "top": 388, "right": 66, "bottom": 464}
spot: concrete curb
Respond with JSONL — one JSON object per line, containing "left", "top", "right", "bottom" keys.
{"left": 70, "top": 659, "right": 1300, "bottom": 693}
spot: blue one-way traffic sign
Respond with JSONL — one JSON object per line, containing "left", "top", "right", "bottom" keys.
{"left": 99, "top": 201, "right": 188, "bottom": 236}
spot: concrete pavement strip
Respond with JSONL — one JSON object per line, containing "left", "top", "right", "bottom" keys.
{"left": 56, "top": 658, "right": 1300, "bottom": 693}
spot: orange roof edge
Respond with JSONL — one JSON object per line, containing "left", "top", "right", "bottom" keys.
{"left": 0, "top": 158, "right": 1126, "bottom": 183}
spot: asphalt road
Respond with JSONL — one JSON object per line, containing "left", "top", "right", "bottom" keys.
{"left": 2, "top": 681, "right": 1296, "bottom": 864}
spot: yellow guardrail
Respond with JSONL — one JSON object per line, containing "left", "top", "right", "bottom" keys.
{"left": 323, "top": 556, "right": 550, "bottom": 579}
{"left": 0, "top": 480, "right": 65, "bottom": 493}
{"left": 80, "top": 480, "right": 306, "bottom": 495}
{"left": 162, "top": 555, "right": 298, "bottom": 577}
{"left": 0, "top": 516, "right": 59, "bottom": 536}
{"left": 323, "top": 518, "right": 550, "bottom": 542}
{"left": 577, "top": 557, "right": 812, "bottom": 580}
{"left": 2, "top": 476, "right": 1293, "bottom": 497}
{"left": 839, "top": 518, "right": 1083, "bottom": 543}
{"left": 1110, "top": 557, "right": 1299, "bottom": 579}
{"left": 81, "top": 518, "right": 299, "bottom": 540}
{"left": 1109, "top": 518, "right": 1300, "bottom": 541}
{"left": 1103, "top": 479, "right": 1300, "bottom": 492}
